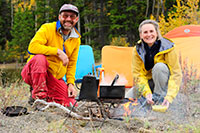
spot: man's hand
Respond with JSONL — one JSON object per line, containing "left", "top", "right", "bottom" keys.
{"left": 162, "top": 99, "right": 170, "bottom": 109}
{"left": 57, "top": 49, "right": 69, "bottom": 66}
{"left": 68, "top": 83, "right": 77, "bottom": 98}
{"left": 146, "top": 93, "right": 154, "bottom": 105}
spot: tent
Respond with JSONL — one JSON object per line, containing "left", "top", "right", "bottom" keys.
{"left": 164, "top": 25, "right": 200, "bottom": 76}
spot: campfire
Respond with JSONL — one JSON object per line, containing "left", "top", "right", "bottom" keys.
{"left": 32, "top": 74, "right": 150, "bottom": 124}
{"left": 122, "top": 98, "right": 139, "bottom": 116}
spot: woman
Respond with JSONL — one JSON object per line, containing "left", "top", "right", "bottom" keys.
{"left": 126, "top": 20, "right": 182, "bottom": 109}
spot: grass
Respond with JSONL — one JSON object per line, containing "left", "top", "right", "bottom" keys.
{"left": 0, "top": 60, "right": 200, "bottom": 132}
{"left": 0, "top": 81, "right": 29, "bottom": 108}
{"left": 0, "top": 86, "right": 199, "bottom": 132}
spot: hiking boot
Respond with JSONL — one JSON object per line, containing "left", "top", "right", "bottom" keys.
{"left": 28, "top": 87, "right": 35, "bottom": 105}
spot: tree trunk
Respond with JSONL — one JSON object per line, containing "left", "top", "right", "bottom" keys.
{"left": 84, "top": 16, "right": 89, "bottom": 44}
{"left": 156, "top": 0, "right": 160, "bottom": 21}
{"left": 45, "top": 0, "right": 49, "bottom": 23}
{"left": 11, "top": 0, "right": 13, "bottom": 27}
{"left": 152, "top": 0, "right": 155, "bottom": 16}
{"left": 77, "top": 14, "right": 81, "bottom": 33}
{"left": 99, "top": 0, "right": 104, "bottom": 47}
{"left": 160, "top": 0, "right": 164, "bottom": 14}
{"left": 20, "top": 54, "right": 24, "bottom": 64}
{"left": 35, "top": 2, "right": 37, "bottom": 32}
{"left": 127, "top": 0, "right": 135, "bottom": 45}
{"left": 146, "top": 0, "right": 149, "bottom": 17}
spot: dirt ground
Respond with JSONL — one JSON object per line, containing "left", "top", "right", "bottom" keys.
{"left": 0, "top": 83, "right": 200, "bottom": 133}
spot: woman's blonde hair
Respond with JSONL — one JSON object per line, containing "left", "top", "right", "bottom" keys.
{"left": 138, "top": 19, "right": 162, "bottom": 40}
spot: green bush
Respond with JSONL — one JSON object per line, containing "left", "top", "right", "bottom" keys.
{"left": 0, "top": 68, "right": 22, "bottom": 87}
{"left": 94, "top": 49, "right": 101, "bottom": 63}
{"left": 110, "top": 36, "right": 130, "bottom": 47}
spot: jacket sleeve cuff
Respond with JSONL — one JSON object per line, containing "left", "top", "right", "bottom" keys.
{"left": 67, "top": 79, "right": 75, "bottom": 86}
{"left": 143, "top": 91, "right": 151, "bottom": 98}
{"left": 164, "top": 95, "right": 173, "bottom": 103}
{"left": 142, "top": 84, "right": 152, "bottom": 97}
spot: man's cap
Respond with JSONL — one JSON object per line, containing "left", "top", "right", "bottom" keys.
{"left": 59, "top": 4, "right": 79, "bottom": 15}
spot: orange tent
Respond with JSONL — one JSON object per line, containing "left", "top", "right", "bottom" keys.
{"left": 164, "top": 25, "right": 200, "bottom": 76}
{"left": 101, "top": 46, "right": 133, "bottom": 88}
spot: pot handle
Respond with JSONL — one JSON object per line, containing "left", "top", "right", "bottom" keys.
{"left": 111, "top": 74, "right": 119, "bottom": 87}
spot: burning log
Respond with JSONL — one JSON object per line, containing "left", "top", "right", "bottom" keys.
{"left": 109, "top": 97, "right": 149, "bottom": 118}
{"left": 32, "top": 99, "right": 104, "bottom": 121}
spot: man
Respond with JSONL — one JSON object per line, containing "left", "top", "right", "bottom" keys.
{"left": 21, "top": 4, "right": 81, "bottom": 107}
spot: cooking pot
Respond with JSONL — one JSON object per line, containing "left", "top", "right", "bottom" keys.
{"left": 78, "top": 74, "right": 99, "bottom": 101}
{"left": 100, "top": 74, "right": 125, "bottom": 99}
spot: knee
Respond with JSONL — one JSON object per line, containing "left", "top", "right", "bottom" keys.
{"left": 33, "top": 54, "right": 46, "bottom": 61}
{"left": 30, "top": 55, "right": 48, "bottom": 66}
{"left": 152, "top": 63, "right": 169, "bottom": 74}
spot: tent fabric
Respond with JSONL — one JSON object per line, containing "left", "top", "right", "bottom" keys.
{"left": 164, "top": 25, "right": 200, "bottom": 76}
{"left": 101, "top": 46, "right": 133, "bottom": 88}
{"left": 164, "top": 25, "right": 200, "bottom": 38}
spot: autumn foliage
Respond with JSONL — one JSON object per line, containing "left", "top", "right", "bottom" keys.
{"left": 153, "top": 0, "right": 200, "bottom": 35}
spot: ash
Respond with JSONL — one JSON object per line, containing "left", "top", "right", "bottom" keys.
{"left": 110, "top": 93, "right": 190, "bottom": 124}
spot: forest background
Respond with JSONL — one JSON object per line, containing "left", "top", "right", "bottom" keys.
{"left": 0, "top": 0, "right": 200, "bottom": 64}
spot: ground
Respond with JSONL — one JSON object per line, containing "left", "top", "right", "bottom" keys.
{"left": 0, "top": 82, "right": 200, "bottom": 133}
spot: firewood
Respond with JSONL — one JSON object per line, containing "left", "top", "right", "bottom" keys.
{"left": 32, "top": 99, "right": 104, "bottom": 121}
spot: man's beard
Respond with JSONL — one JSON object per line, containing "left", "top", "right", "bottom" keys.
{"left": 61, "top": 24, "right": 72, "bottom": 31}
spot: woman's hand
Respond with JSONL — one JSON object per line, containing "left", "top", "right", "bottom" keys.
{"left": 57, "top": 49, "right": 69, "bottom": 66}
{"left": 162, "top": 99, "right": 170, "bottom": 109}
{"left": 146, "top": 93, "right": 154, "bottom": 104}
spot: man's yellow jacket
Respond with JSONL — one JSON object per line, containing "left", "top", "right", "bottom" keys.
{"left": 27, "top": 20, "right": 81, "bottom": 85}
{"left": 132, "top": 38, "right": 182, "bottom": 103}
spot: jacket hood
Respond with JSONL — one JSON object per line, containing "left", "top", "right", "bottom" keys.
{"left": 136, "top": 37, "right": 175, "bottom": 61}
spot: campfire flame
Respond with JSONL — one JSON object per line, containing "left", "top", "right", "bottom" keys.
{"left": 122, "top": 98, "right": 138, "bottom": 116}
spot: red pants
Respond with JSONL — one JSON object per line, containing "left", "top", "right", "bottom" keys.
{"left": 21, "top": 55, "right": 76, "bottom": 107}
